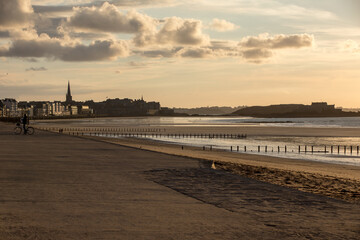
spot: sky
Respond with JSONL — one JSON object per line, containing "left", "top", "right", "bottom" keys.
{"left": 0, "top": 0, "right": 359, "bottom": 108}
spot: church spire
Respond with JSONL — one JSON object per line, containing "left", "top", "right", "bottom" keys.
{"left": 66, "top": 81, "right": 72, "bottom": 104}
{"left": 67, "top": 81, "right": 71, "bottom": 96}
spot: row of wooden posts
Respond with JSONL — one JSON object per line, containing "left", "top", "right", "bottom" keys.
{"left": 48, "top": 129, "right": 248, "bottom": 139}
{"left": 41, "top": 128, "right": 359, "bottom": 155}
{"left": 41, "top": 127, "right": 164, "bottom": 132}
{"left": 225, "top": 145, "right": 360, "bottom": 155}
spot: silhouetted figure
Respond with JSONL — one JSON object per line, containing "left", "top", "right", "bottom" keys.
{"left": 21, "top": 114, "right": 28, "bottom": 134}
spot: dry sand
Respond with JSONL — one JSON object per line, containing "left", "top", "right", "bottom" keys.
{"left": 86, "top": 136, "right": 360, "bottom": 204}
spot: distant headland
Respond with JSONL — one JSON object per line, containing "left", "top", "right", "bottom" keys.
{"left": 232, "top": 102, "right": 360, "bottom": 118}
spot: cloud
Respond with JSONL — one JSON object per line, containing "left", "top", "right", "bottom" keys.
{"left": 66, "top": 2, "right": 156, "bottom": 34}
{"left": 32, "top": 5, "right": 73, "bottom": 13}
{"left": 238, "top": 33, "right": 314, "bottom": 62}
{"left": 209, "top": 18, "right": 237, "bottom": 32}
{"left": 24, "top": 58, "right": 38, "bottom": 62}
{"left": 240, "top": 33, "right": 314, "bottom": 49}
{"left": 134, "top": 17, "right": 210, "bottom": 47}
{"left": 341, "top": 40, "right": 360, "bottom": 53}
{"left": 34, "top": 17, "right": 65, "bottom": 38}
{"left": 136, "top": 47, "right": 182, "bottom": 58}
{"left": 180, "top": 48, "right": 214, "bottom": 58}
{"left": 135, "top": 33, "right": 313, "bottom": 62}
{"left": 25, "top": 67, "right": 47, "bottom": 71}
{"left": 137, "top": 43, "right": 237, "bottom": 59}
{"left": 241, "top": 48, "right": 272, "bottom": 60}
{"left": 66, "top": 4, "right": 209, "bottom": 48}
{"left": 0, "top": 36, "right": 129, "bottom": 61}
{"left": 0, "top": 31, "right": 10, "bottom": 38}
{"left": 0, "top": 0, "right": 34, "bottom": 28}
{"left": 7, "top": 28, "right": 39, "bottom": 40}
{"left": 156, "top": 17, "right": 209, "bottom": 46}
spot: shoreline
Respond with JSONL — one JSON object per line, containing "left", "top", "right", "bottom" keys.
{"left": 33, "top": 123, "right": 360, "bottom": 137}
{"left": 82, "top": 135, "right": 360, "bottom": 203}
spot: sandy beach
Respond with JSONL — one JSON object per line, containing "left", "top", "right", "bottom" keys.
{"left": 38, "top": 122, "right": 360, "bottom": 203}
{"left": 1, "top": 122, "right": 360, "bottom": 239}
{"left": 85, "top": 136, "right": 360, "bottom": 203}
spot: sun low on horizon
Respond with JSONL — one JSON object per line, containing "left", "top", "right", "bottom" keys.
{"left": 0, "top": 0, "right": 359, "bottom": 108}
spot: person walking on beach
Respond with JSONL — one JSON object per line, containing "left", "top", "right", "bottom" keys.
{"left": 21, "top": 114, "right": 28, "bottom": 134}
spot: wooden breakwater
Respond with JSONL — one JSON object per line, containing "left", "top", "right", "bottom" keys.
{"left": 225, "top": 145, "right": 360, "bottom": 155}
{"left": 37, "top": 126, "right": 247, "bottom": 139}
{"left": 36, "top": 127, "right": 360, "bottom": 156}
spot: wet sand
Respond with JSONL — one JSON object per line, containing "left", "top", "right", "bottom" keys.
{"left": 1, "top": 122, "right": 360, "bottom": 239}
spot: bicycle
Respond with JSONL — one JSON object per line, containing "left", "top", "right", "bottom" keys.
{"left": 14, "top": 123, "right": 34, "bottom": 135}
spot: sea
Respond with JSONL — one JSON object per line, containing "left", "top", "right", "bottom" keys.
{"left": 34, "top": 116, "right": 360, "bottom": 166}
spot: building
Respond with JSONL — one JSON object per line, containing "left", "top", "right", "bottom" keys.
{"left": 18, "top": 101, "right": 35, "bottom": 117}
{"left": 310, "top": 102, "right": 335, "bottom": 112}
{"left": 80, "top": 105, "right": 93, "bottom": 115}
{"left": 0, "top": 101, "right": 4, "bottom": 117}
{"left": 1, "top": 98, "right": 18, "bottom": 117}
{"left": 50, "top": 101, "right": 63, "bottom": 116}
{"left": 65, "top": 81, "right": 73, "bottom": 105}
{"left": 70, "top": 106, "right": 78, "bottom": 115}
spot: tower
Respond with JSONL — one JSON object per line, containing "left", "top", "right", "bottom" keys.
{"left": 66, "top": 81, "right": 72, "bottom": 105}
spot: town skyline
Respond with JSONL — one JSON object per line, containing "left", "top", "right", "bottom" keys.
{"left": 0, "top": 81, "right": 357, "bottom": 110}
{"left": 1, "top": 1, "right": 360, "bottom": 108}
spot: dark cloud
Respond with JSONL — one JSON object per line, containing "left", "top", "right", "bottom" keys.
{"left": 68, "top": 32, "right": 111, "bottom": 40}
{"left": 180, "top": 48, "right": 214, "bottom": 58}
{"left": 25, "top": 67, "right": 47, "bottom": 71}
{"left": 0, "top": 30, "right": 10, "bottom": 38}
{"left": 241, "top": 48, "right": 273, "bottom": 60}
{"left": 24, "top": 58, "right": 38, "bottom": 62}
{"left": 32, "top": 5, "right": 73, "bottom": 13}
{"left": 0, "top": 0, "right": 33, "bottom": 28}
{"left": 0, "top": 38, "right": 129, "bottom": 61}
{"left": 137, "top": 47, "right": 182, "bottom": 58}
{"left": 34, "top": 17, "right": 64, "bottom": 38}
{"left": 239, "top": 33, "right": 314, "bottom": 63}
{"left": 64, "top": 3, "right": 208, "bottom": 48}
{"left": 240, "top": 34, "right": 314, "bottom": 49}
{"left": 62, "top": 40, "right": 128, "bottom": 61}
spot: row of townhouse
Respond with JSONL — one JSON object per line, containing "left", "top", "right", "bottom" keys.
{"left": 0, "top": 98, "right": 93, "bottom": 118}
